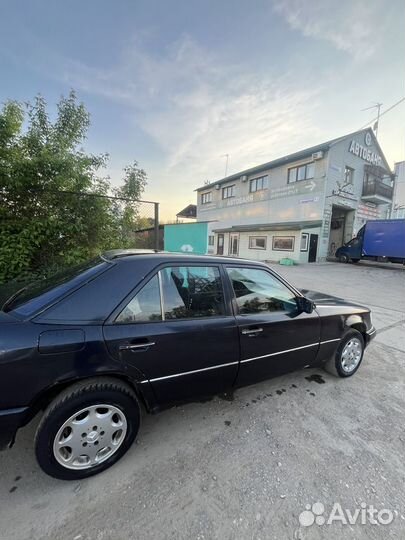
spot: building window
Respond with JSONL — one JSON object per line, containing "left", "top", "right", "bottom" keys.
{"left": 272, "top": 236, "right": 295, "bottom": 251}
{"left": 208, "top": 235, "right": 214, "bottom": 246}
{"left": 300, "top": 233, "right": 309, "bottom": 252}
{"left": 249, "top": 236, "right": 267, "bottom": 250}
{"left": 250, "top": 175, "right": 269, "bottom": 193}
{"left": 222, "top": 185, "right": 235, "bottom": 199}
{"left": 288, "top": 162, "right": 315, "bottom": 183}
{"left": 201, "top": 192, "right": 212, "bottom": 204}
{"left": 344, "top": 166, "right": 354, "bottom": 184}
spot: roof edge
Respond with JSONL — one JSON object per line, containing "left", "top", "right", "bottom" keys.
{"left": 196, "top": 127, "right": 390, "bottom": 192}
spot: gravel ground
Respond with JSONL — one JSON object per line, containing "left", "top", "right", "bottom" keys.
{"left": 0, "top": 261, "right": 404, "bottom": 540}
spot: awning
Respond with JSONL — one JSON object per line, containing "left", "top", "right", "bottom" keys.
{"left": 212, "top": 220, "right": 322, "bottom": 233}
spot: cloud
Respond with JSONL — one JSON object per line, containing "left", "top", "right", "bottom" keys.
{"left": 272, "top": 0, "right": 384, "bottom": 60}
{"left": 62, "top": 35, "right": 323, "bottom": 190}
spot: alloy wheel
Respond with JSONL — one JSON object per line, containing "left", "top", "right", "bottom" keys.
{"left": 53, "top": 404, "right": 127, "bottom": 470}
{"left": 340, "top": 338, "right": 363, "bottom": 373}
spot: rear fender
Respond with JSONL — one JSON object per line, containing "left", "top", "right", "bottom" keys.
{"left": 24, "top": 368, "right": 157, "bottom": 425}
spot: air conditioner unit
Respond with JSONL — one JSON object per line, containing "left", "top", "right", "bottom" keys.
{"left": 312, "top": 151, "right": 324, "bottom": 160}
{"left": 240, "top": 175, "right": 248, "bottom": 182}
{"left": 215, "top": 184, "right": 221, "bottom": 190}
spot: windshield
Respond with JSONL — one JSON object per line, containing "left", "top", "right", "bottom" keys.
{"left": 1, "top": 258, "right": 110, "bottom": 316}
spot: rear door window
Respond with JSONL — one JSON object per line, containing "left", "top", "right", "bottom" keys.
{"left": 160, "top": 266, "right": 225, "bottom": 319}
{"left": 115, "top": 275, "right": 162, "bottom": 323}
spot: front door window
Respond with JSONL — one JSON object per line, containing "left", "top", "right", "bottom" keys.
{"left": 226, "top": 267, "right": 297, "bottom": 314}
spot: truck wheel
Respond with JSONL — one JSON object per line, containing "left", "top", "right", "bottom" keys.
{"left": 35, "top": 378, "right": 140, "bottom": 480}
{"left": 324, "top": 330, "right": 365, "bottom": 378}
{"left": 338, "top": 254, "right": 349, "bottom": 263}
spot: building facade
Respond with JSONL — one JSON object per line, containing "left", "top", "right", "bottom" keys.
{"left": 392, "top": 161, "right": 405, "bottom": 219}
{"left": 196, "top": 128, "right": 394, "bottom": 263}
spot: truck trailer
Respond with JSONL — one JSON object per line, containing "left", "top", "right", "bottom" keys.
{"left": 335, "top": 219, "right": 405, "bottom": 265}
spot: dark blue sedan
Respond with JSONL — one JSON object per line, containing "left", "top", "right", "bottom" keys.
{"left": 0, "top": 250, "right": 375, "bottom": 479}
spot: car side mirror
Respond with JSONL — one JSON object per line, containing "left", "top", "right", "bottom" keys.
{"left": 296, "top": 296, "right": 315, "bottom": 314}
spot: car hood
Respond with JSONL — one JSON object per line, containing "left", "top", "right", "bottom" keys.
{"left": 299, "top": 289, "right": 369, "bottom": 311}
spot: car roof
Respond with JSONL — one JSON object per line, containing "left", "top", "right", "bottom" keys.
{"left": 101, "top": 249, "right": 267, "bottom": 267}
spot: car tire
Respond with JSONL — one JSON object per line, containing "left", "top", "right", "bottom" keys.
{"left": 35, "top": 378, "right": 140, "bottom": 480}
{"left": 324, "top": 329, "right": 365, "bottom": 378}
{"left": 338, "top": 254, "right": 349, "bottom": 263}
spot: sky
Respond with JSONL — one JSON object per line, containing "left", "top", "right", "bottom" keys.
{"left": 1, "top": 0, "right": 404, "bottom": 220}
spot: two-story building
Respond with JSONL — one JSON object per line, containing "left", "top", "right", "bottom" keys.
{"left": 195, "top": 128, "right": 394, "bottom": 263}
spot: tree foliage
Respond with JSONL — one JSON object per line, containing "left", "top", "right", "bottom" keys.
{"left": 0, "top": 91, "right": 147, "bottom": 284}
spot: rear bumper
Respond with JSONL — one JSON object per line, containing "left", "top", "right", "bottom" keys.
{"left": 365, "top": 326, "right": 377, "bottom": 346}
{"left": 0, "top": 407, "right": 28, "bottom": 450}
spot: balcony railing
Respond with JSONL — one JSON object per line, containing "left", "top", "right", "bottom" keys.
{"left": 362, "top": 179, "right": 393, "bottom": 200}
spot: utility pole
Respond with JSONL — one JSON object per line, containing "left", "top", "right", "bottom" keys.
{"left": 362, "top": 102, "right": 383, "bottom": 138}
{"left": 222, "top": 154, "right": 230, "bottom": 177}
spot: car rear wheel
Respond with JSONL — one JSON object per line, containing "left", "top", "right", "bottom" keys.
{"left": 35, "top": 378, "right": 140, "bottom": 480}
{"left": 324, "top": 330, "right": 365, "bottom": 378}
{"left": 338, "top": 254, "right": 349, "bottom": 263}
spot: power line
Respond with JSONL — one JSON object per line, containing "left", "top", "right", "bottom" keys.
{"left": 1, "top": 187, "right": 158, "bottom": 205}
{"left": 360, "top": 97, "right": 405, "bottom": 129}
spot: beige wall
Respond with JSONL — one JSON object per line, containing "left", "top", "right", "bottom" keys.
{"left": 215, "top": 228, "right": 321, "bottom": 263}
{"left": 197, "top": 155, "right": 327, "bottom": 229}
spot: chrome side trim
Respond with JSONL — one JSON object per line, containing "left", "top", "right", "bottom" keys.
{"left": 240, "top": 342, "right": 319, "bottom": 364}
{"left": 139, "top": 338, "right": 343, "bottom": 384}
{"left": 320, "top": 338, "right": 341, "bottom": 345}
{"left": 119, "top": 342, "right": 156, "bottom": 351}
{"left": 148, "top": 361, "right": 239, "bottom": 383}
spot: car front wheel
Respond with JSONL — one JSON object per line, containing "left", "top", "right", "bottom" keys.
{"left": 35, "top": 378, "right": 140, "bottom": 480}
{"left": 324, "top": 330, "right": 365, "bottom": 378}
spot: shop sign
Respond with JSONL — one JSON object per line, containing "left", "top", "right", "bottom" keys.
{"left": 299, "top": 196, "right": 320, "bottom": 204}
{"left": 357, "top": 202, "right": 380, "bottom": 219}
{"left": 223, "top": 194, "right": 254, "bottom": 207}
{"left": 269, "top": 178, "right": 324, "bottom": 200}
{"left": 348, "top": 139, "right": 382, "bottom": 166}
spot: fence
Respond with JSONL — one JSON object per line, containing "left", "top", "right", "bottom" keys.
{"left": 0, "top": 188, "right": 161, "bottom": 287}
{"left": 48, "top": 190, "right": 161, "bottom": 250}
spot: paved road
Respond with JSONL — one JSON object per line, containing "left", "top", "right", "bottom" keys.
{"left": 0, "top": 262, "right": 404, "bottom": 540}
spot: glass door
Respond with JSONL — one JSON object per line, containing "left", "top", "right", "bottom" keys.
{"left": 229, "top": 234, "right": 239, "bottom": 256}
{"left": 217, "top": 234, "right": 224, "bottom": 255}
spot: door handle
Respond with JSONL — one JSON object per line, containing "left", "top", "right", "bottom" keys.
{"left": 241, "top": 328, "right": 263, "bottom": 336}
{"left": 119, "top": 342, "right": 155, "bottom": 351}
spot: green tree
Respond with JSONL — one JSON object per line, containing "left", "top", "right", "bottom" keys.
{"left": 0, "top": 91, "right": 147, "bottom": 284}
{"left": 113, "top": 162, "right": 148, "bottom": 246}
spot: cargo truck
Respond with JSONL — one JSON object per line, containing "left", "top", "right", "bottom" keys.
{"left": 335, "top": 219, "right": 405, "bottom": 264}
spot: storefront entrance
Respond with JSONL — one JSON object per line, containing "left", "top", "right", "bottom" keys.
{"left": 308, "top": 234, "right": 318, "bottom": 262}
{"left": 229, "top": 233, "right": 239, "bottom": 256}
{"left": 217, "top": 234, "right": 224, "bottom": 255}
{"left": 328, "top": 206, "right": 355, "bottom": 257}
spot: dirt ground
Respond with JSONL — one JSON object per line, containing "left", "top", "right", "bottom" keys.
{"left": 0, "top": 261, "right": 404, "bottom": 540}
